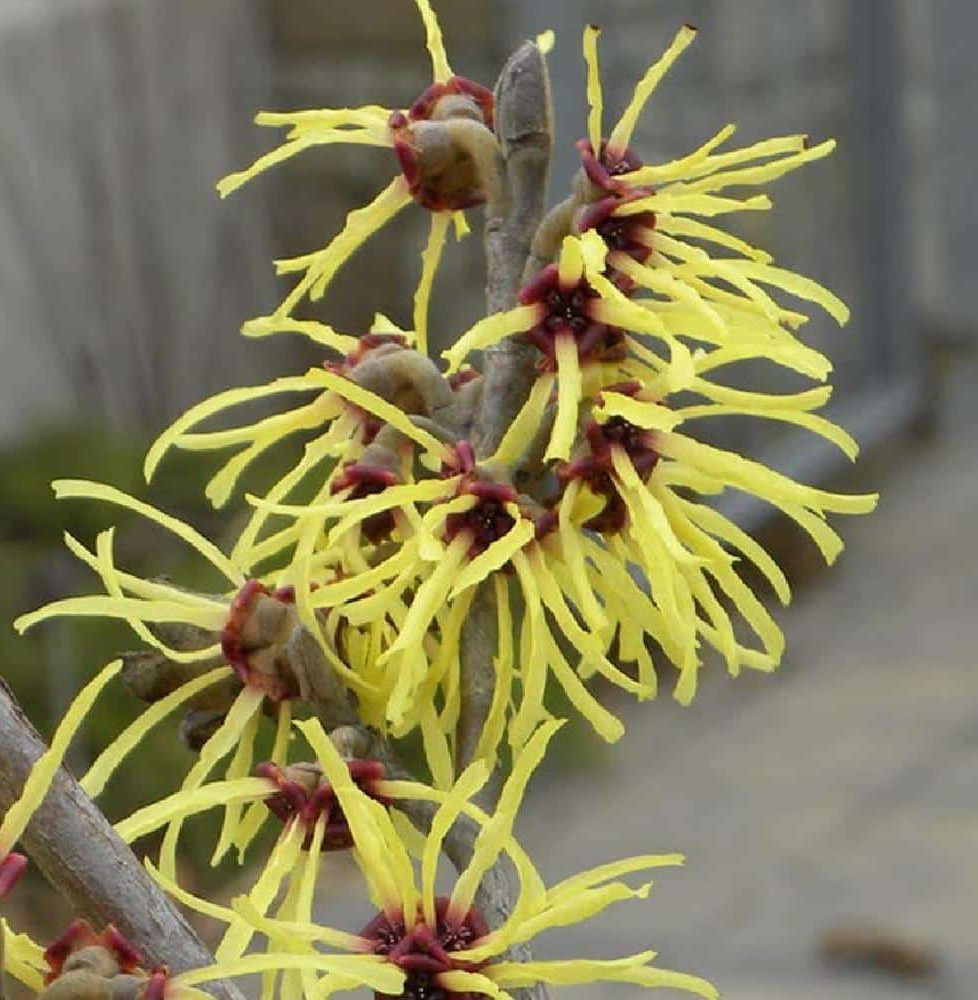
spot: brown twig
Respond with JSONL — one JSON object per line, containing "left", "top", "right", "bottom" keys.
{"left": 476, "top": 39, "right": 554, "bottom": 458}
{"left": 0, "top": 677, "right": 243, "bottom": 1000}
{"left": 453, "top": 37, "right": 555, "bottom": 1000}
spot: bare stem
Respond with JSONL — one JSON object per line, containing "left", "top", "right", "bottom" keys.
{"left": 477, "top": 39, "right": 554, "bottom": 458}
{"left": 455, "top": 37, "right": 555, "bottom": 1000}
{"left": 0, "top": 677, "right": 243, "bottom": 1000}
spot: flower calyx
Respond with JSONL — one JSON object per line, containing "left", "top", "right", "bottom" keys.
{"left": 255, "top": 758, "right": 388, "bottom": 851}
{"left": 221, "top": 580, "right": 302, "bottom": 701}
{"left": 0, "top": 850, "right": 27, "bottom": 897}
{"left": 39, "top": 921, "right": 164, "bottom": 1000}
{"left": 390, "top": 77, "right": 499, "bottom": 213}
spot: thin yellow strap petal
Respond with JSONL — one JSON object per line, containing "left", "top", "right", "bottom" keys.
{"left": 679, "top": 498, "right": 790, "bottom": 604}
{"left": 296, "top": 720, "right": 404, "bottom": 912}
{"left": 450, "top": 519, "right": 534, "bottom": 598}
{"left": 582, "top": 25, "right": 603, "bottom": 153}
{"left": 81, "top": 667, "right": 233, "bottom": 799}
{"left": 145, "top": 857, "right": 238, "bottom": 924}
{"left": 608, "top": 25, "right": 697, "bottom": 153}
{"left": 421, "top": 760, "right": 490, "bottom": 925}
{"left": 726, "top": 258, "right": 850, "bottom": 325}
{"left": 491, "top": 955, "right": 717, "bottom": 997}
{"left": 657, "top": 433, "right": 878, "bottom": 515}
{"left": 451, "top": 721, "right": 561, "bottom": 916}
{"left": 677, "top": 403, "right": 859, "bottom": 460}
{"left": 415, "top": 0, "right": 452, "bottom": 82}
{"left": 241, "top": 315, "right": 359, "bottom": 353}
{"left": 622, "top": 123, "right": 736, "bottom": 186}
{"left": 211, "top": 706, "right": 263, "bottom": 865}
{"left": 230, "top": 895, "right": 368, "bottom": 953}
{"left": 595, "top": 392, "right": 680, "bottom": 432}
{"left": 557, "top": 234, "right": 586, "bottom": 288}
{"left": 1, "top": 920, "right": 46, "bottom": 992}
{"left": 545, "top": 334, "right": 583, "bottom": 462}
{"left": 317, "top": 369, "right": 451, "bottom": 460}
{"left": 440, "top": 971, "right": 514, "bottom": 1000}
{"left": 536, "top": 30, "right": 555, "bottom": 55}
{"left": 145, "top": 372, "right": 324, "bottom": 482}
{"left": 681, "top": 139, "right": 836, "bottom": 196}
{"left": 277, "top": 177, "right": 413, "bottom": 314}
{"left": 234, "top": 702, "right": 292, "bottom": 860}
{"left": 174, "top": 953, "right": 405, "bottom": 995}
{"left": 217, "top": 130, "right": 389, "bottom": 198}
{"left": 548, "top": 853, "right": 684, "bottom": 901}
{"left": 157, "top": 686, "right": 265, "bottom": 879}
{"left": 615, "top": 191, "right": 772, "bottom": 219}
{"left": 656, "top": 213, "right": 773, "bottom": 262}
{"left": 442, "top": 305, "right": 541, "bottom": 373}
{"left": 115, "top": 777, "right": 271, "bottom": 845}
{"left": 216, "top": 820, "right": 305, "bottom": 962}
{"left": 420, "top": 705, "right": 456, "bottom": 793}
{"left": 491, "top": 374, "right": 554, "bottom": 465}
{"left": 52, "top": 479, "right": 243, "bottom": 585}
{"left": 0, "top": 661, "right": 121, "bottom": 856}
{"left": 14, "top": 595, "right": 225, "bottom": 637}
{"left": 414, "top": 212, "right": 451, "bottom": 355}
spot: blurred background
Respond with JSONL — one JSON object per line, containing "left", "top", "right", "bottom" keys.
{"left": 1, "top": 1, "right": 976, "bottom": 997}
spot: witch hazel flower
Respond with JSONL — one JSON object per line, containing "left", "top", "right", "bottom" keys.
{"left": 573, "top": 23, "right": 848, "bottom": 331}
{"left": 262, "top": 439, "right": 649, "bottom": 767}
{"left": 542, "top": 370, "right": 877, "bottom": 703}
{"left": 12, "top": 481, "right": 382, "bottom": 880}
{"left": 142, "top": 316, "right": 454, "bottom": 570}
{"left": 209, "top": 719, "right": 718, "bottom": 1000}
{"left": 114, "top": 728, "right": 404, "bottom": 999}
{"left": 218, "top": 0, "right": 506, "bottom": 351}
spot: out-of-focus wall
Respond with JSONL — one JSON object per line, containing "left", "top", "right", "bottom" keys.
{"left": 0, "top": 0, "right": 277, "bottom": 440}
{"left": 901, "top": 0, "right": 978, "bottom": 340}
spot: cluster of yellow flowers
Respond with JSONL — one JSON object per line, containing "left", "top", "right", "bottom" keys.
{"left": 3, "top": 3, "right": 876, "bottom": 998}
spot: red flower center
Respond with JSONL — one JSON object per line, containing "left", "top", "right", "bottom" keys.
{"left": 256, "top": 759, "right": 388, "bottom": 851}
{"left": 576, "top": 138, "right": 644, "bottom": 193}
{"left": 519, "top": 265, "right": 626, "bottom": 370}
{"left": 559, "top": 391, "right": 661, "bottom": 534}
{"left": 575, "top": 194, "right": 657, "bottom": 286}
{"left": 332, "top": 463, "right": 402, "bottom": 543}
{"left": 440, "top": 442, "right": 523, "bottom": 559}
{"left": 362, "top": 898, "right": 490, "bottom": 1000}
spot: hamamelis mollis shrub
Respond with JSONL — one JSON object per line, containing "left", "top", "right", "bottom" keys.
{"left": 2, "top": 3, "right": 877, "bottom": 999}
